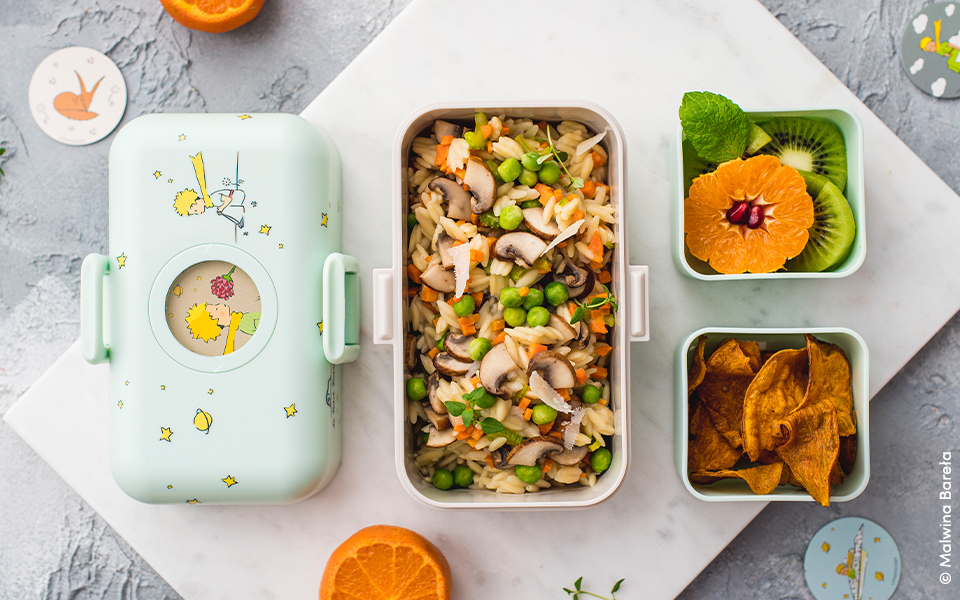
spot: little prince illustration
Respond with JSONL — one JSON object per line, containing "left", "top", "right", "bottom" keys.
{"left": 173, "top": 152, "right": 246, "bottom": 240}
{"left": 920, "top": 19, "right": 960, "bottom": 74}
{"left": 185, "top": 302, "right": 260, "bottom": 355}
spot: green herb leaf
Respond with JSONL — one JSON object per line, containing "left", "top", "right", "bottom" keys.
{"left": 570, "top": 306, "right": 585, "bottom": 325}
{"left": 444, "top": 401, "right": 466, "bottom": 416}
{"left": 478, "top": 417, "right": 505, "bottom": 434}
{"left": 563, "top": 588, "right": 573, "bottom": 595}
{"left": 678, "top": 91, "right": 749, "bottom": 163}
{"left": 568, "top": 177, "right": 584, "bottom": 191}
{"left": 557, "top": 150, "right": 569, "bottom": 162}
{"left": 462, "top": 387, "right": 488, "bottom": 405}
{"left": 611, "top": 579, "right": 624, "bottom": 593}
{"left": 575, "top": 577, "right": 583, "bottom": 591}
{"left": 461, "top": 408, "right": 475, "bottom": 428}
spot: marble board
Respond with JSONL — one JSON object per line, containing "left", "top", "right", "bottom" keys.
{"left": 7, "top": 0, "right": 960, "bottom": 598}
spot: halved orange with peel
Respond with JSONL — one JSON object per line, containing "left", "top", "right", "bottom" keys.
{"left": 684, "top": 155, "right": 814, "bottom": 274}
{"left": 319, "top": 525, "right": 452, "bottom": 600}
{"left": 160, "top": 0, "right": 264, "bottom": 34}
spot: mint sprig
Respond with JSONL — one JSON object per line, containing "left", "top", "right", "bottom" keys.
{"left": 563, "top": 576, "right": 625, "bottom": 600}
{"left": 679, "top": 91, "right": 749, "bottom": 163}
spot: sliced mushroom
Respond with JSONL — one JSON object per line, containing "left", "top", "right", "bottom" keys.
{"left": 522, "top": 207, "right": 561, "bottom": 240}
{"left": 479, "top": 344, "right": 520, "bottom": 397}
{"left": 443, "top": 332, "right": 475, "bottom": 363}
{"left": 424, "top": 406, "right": 451, "bottom": 431}
{"left": 575, "top": 321, "right": 591, "bottom": 349}
{"left": 505, "top": 436, "right": 565, "bottom": 466}
{"left": 548, "top": 444, "right": 589, "bottom": 466}
{"left": 436, "top": 231, "right": 457, "bottom": 270}
{"left": 557, "top": 256, "right": 594, "bottom": 299}
{"left": 527, "top": 350, "right": 577, "bottom": 389}
{"left": 555, "top": 397, "right": 583, "bottom": 439}
{"left": 548, "top": 314, "right": 577, "bottom": 344}
{"left": 433, "top": 352, "right": 475, "bottom": 377}
{"left": 429, "top": 176, "right": 473, "bottom": 221}
{"left": 420, "top": 263, "right": 456, "bottom": 293}
{"left": 404, "top": 334, "right": 417, "bottom": 370}
{"left": 426, "top": 425, "right": 457, "bottom": 448}
{"left": 493, "top": 232, "right": 547, "bottom": 268}
{"left": 427, "top": 372, "right": 446, "bottom": 415}
{"left": 491, "top": 445, "right": 513, "bottom": 468}
{"left": 463, "top": 159, "right": 495, "bottom": 213}
{"left": 433, "top": 119, "right": 463, "bottom": 142}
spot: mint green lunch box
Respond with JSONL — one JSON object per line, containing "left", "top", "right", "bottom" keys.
{"left": 81, "top": 113, "right": 360, "bottom": 504}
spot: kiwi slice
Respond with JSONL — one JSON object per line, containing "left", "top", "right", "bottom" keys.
{"left": 757, "top": 117, "right": 847, "bottom": 192}
{"left": 682, "top": 139, "right": 718, "bottom": 194}
{"left": 786, "top": 175, "right": 856, "bottom": 272}
{"left": 744, "top": 123, "right": 772, "bottom": 155}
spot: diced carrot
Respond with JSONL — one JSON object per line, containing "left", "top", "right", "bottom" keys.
{"left": 588, "top": 231, "right": 603, "bottom": 259}
{"left": 598, "top": 270, "right": 612, "bottom": 284}
{"left": 440, "top": 135, "right": 454, "bottom": 145}
{"left": 581, "top": 180, "right": 597, "bottom": 197}
{"left": 486, "top": 141, "right": 493, "bottom": 153}
{"left": 589, "top": 315, "right": 608, "bottom": 334}
{"left": 575, "top": 368, "right": 588, "bottom": 386}
{"left": 501, "top": 126, "right": 510, "bottom": 134}
{"left": 518, "top": 286, "right": 530, "bottom": 297}
{"left": 547, "top": 430, "right": 563, "bottom": 440}
{"left": 466, "top": 438, "right": 477, "bottom": 448}
{"left": 456, "top": 427, "right": 473, "bottom": 440}
{"left": 435, "top": 144, "right": 450, "bottom": 167}
{"left": 595, "top": 344, "right": 613, "bottom": 357}
{"left": 591, "top": 150, "right": 606, "bottom": 167}
{"left": 470, "top": 249, "right": 484, "bottom": 262}
{"left": 471, "top": 427, "right": 483, "bottom": 440}
{"left": 590, "top": 260, "right": 603, "bottom": 270}
{"left": 455, "top": 168, "right": 466, "bottom": 180}
{"left": 425, "top": 255, "right": 433, "bottom": 262}
{"left": 558, "top": 388, "right": 570, "bottom": 401}
{"left": 407, "top": 264, "right": 422, "bottom": 283}
{"left": 572, "top": 208, "right": 586, "bottom": 222}
{"left": 518, "top": 397, "right": 531, "bottom": 412}
{"left": 592, "top": 367, "right": 608, "bottom": 380}
{"left": 569, "top": 301, "right": 579, "bottom": 314}
{"left": 462, "top": 182, "right": 470, "bottom": 191}
{"left": 471, "top": 213, "right": 478, "bottom": 225}
{"left": 490, "top": 319, "right": 506, "bottom": 332}
{"left": 480, "top": 124, "right": 493, "bottom": 138}
{"left": 522, "top": 408, "right": 533, "bottom": 421}
{"left": 455, "top": 220, "right": 466, "bottom": 227}
{"left": 453, "top": 421, "right": 466, "bottom": 432}
{"left": 428, "top": 347, "right": 440, "bottom": 359}
{"left": 599, "top": 398, "right": 607, "bottom": 406}
{"left": 484, "top": 455, "right": 495, "bottom": 468}
{"left": 535, "top": 183, "right": 553, "bottom": 201}
{"left": 447, "top": 296, "right": 458, "bottom": 306}
{"left": 492, "top": 331, "right": 507, "bottom": 345}
{"left": 471, "top": 292, "right": 483, "bottom": 305}
{"left": 459, "top": 314, "right": 479, "bottom": 335}
{"left": 541, "top": 458, "right": 554, "bottom": 473}
{"left": 527, "top": 343, "right": 547, "bottom": 359}
{"left": 421, "top": 286, "right": 439, "bottom": 302}
{"left": 538, "top": 423, "right": 554, "bottom": 435}
{"left": 557, "top": 241, "right": 567, "bottom": 248}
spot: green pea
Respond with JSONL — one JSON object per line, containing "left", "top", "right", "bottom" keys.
{"left": 479, "top": 210, "right": 499, "bottom": 228}
{"left": 464, "top": 131, "right": 486, "bottom": 150}
{"left": 407, "top": 213, "right": 418, "bottom": 228}
{"left": 498, "top": 158, "right": 522, "bottom": 183}
{"left": 515, "top": 464, "right": 542, "bottom": 484}
{"left": 405, "top": 377, "right": 427, "bottom": 401}
{"left": 499, "top": 205, "right": 523, "bottom": 230}
{"left": 538, "top": 161, "right": 562, "bottom": 185}
{"left": 522, "top": 288, "right": 544, "bottom": 309}
{"left": 544, "top": 281, "right": 569, "bottom": 307}
{"left": 521, "top": 152, "right": 543, "bottom": 171}
{"left": 471, "top": 389, "right": 497, "bottom": 409}
{"left": 453, "top": 464, "right": 474, "bottom": 488}
{"left": 526, "top": 306, "right": 550, "bottom": 327}
{"left": 518, "top": 168, "right": 539, "bottom": 187}
{"left": 503, "top": 307, "right": 527, "bottom": 327}
{"left": 581, "top": 384, "right": 601, "bottom": 404}
{"left": 437, "top": 331, "right": 448, "bottom": 351}
{"left": 500, "top": 287, "right": 523, "bottom": 308}
{"left": 520, "top": 200, "right": 541, "bottom": 209}
{"left": 531, "top": 403, "right": 558, "bottom": 425}
{"left": 432, "top": 468, "right": 454, "bottom": 490}
{"left": 590, "top": 448, "right": 612, "bottom": 473}
{"left": 454, "top": 295, "right": 475, "bottom": 317}
{"left": 468, "top": 337, "right": 492, "bottom": 361}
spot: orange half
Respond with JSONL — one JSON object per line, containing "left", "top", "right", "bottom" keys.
{"left": 160, "top": 0, "right": 264, "bottom": 34}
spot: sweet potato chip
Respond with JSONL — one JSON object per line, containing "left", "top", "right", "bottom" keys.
{"left": 838, "top": 435, "right": 857, "bottom": 474}
{"left": 742, "top": 348, "right": 808, "bottom": 461}
{"left": 687, "top": 335, "right": 707, "bottom": 395}
{"left": 690, "top": 461, "right": 786, "bottom": 495}
{"left": 687, "top": 402, "right": 741, "bottom": 472}
{"left": 774, "top": 401, "right": 839, "bottom": 506}
{"left": 804, "top": 334, "right": 857, "bottom": 436}
{"left": 697, "top": 338, "right": 759, "bottom": 449}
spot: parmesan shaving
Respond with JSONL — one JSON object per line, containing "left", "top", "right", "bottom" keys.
{"left": 449, "top": 243, "right": 471, "bottom": 298}
{"left": 529, "top": 371, "right": 572, "bottom": 413}
{"left": 562, "top": 407, "right": 585, "bottom": 450}
{"left": 539, "top": 219, "right": 585, "bottom": 257}
{"left": 574, "top": 131, "right": 606, "bottom": 157}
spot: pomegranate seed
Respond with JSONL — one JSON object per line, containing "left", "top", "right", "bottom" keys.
{"left": 726, "top": 201, "right": 749, "bottom": 225}
{"left": 747, "top": 205, "right": 765, "bottom": 229}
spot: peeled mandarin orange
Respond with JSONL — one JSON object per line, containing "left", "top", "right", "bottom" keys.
{"left": 684, "top": 155, "right": 813, "bottom": 274}
{"left": 319, "top": 525, "right": 452, "bottom": 600}
{"left": 160, "top": 0, "right": 264, "bottom": 34}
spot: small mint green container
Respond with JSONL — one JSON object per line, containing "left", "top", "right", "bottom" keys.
{"left": 80, "top": 114, "right": 360, "bottom": 504}
{"left": 675, "top": 327, "right": 869, "bottom": 503}
{"left": 669, "top": 107, "right": 866, "bottom": 280}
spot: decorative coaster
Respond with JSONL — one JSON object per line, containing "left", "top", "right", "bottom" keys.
{"left": 901, "top": 2, "right": 960, "bottom": 98}
{"left": 28, "top": 46, "right": 127, "bottom": 145}
{"left": 804, "top": 517, "right": 901, "bottom": 600}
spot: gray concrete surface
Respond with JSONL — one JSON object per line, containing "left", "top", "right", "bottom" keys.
{"left": 0, "top": 0, "right": 957, "bottom": 598}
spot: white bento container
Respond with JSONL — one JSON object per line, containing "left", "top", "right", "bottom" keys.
{"left": 373, "top": 102, "right": 649, "bottom": 509}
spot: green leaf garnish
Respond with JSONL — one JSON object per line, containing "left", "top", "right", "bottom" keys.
{"left": 545, "top": 127, "right": 585, "bottom": 191}
{"left": 462, "top": 408, "right": 474, "bottom": 428}
{"left": 570, "top": 285, "right": 617, "bottom": 325}
{"left": 563, "top": 576, "right": 625, "bottom": 600}
{"left": 444, "top": 401, "right": 466, "bottom": 416}
{"left": 611, "top": 579, "right": 624, "bottom": 593}
{"left": 570, "top": 306, "right": 586, "bottom": 325}
{"left": 575, "top": 577, "right": 583, "bottom": 591}
{"left": 478, "top": 417, "right": 505, "bottom": 434}
{"left": 462, "top": 387, "right": 488, "bottom": 405}
{"left": 678, "top": 91, "right": 749, "bottom": 163}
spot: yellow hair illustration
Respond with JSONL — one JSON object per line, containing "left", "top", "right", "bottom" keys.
{"left": 185, "top": 303, "right": 221, "bottom": 342}
{"left": 174, "top": 189, "right": 200, "bottom": 216}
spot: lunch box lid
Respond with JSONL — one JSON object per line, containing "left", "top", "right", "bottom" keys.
{"left": 81, "top": 113, "right": 360, "bottom": 504}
